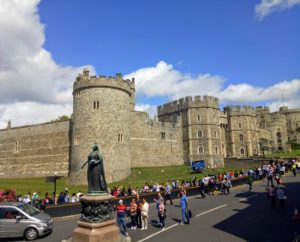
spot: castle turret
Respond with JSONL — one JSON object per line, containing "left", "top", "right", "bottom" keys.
{"left": 224, "top": 106, "right": 259, "bottom": 158}
{"left": 69, "top": 69, "right": 135, "bottom": 184}
{"left": 158, "top": 95, "right": 224, "bottom": 168}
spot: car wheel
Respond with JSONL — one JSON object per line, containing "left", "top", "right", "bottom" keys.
{"left": 24, "top": 227, "right": 38, "bottom": 241}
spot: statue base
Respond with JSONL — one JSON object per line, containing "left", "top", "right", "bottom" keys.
{"left": 72, "top": 194, "right": 120, "bottom": 242}
{"left": 72, "top": 220, "right": 120, "bottom": 242}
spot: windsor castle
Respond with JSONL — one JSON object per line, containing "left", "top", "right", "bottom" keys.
{"left": 1, "top": 69, "right": 300, "bottom": 184}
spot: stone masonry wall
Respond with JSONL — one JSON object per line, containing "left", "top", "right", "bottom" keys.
{"left": 130, "top": 111, "right": 184, "bottom": 167}
{"left": 0, "top": 121, "right": 70, "bottom": 178}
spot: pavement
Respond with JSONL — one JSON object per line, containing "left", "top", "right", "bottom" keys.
{"left": 2, "top": 173, "right": 300, "bottom": 242}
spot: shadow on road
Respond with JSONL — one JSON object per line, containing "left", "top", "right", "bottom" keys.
{"left": 214, "top": 179, "right": 300, "bottom": 242}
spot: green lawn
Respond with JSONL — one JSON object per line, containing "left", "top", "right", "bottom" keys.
{"left": 265, "top": 149, "right": 300, "bottom": 158}
{"left": 0, "top": 165, "right": 239, "bottom": 196}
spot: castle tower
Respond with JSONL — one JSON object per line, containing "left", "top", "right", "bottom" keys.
{"left": 69, "top": 69, "right": 135, "bottom": 185}
{"left": 224, "top": 106, "right": 259, "bottom": 158}
{"left": 158, "top": 95, "right": 224, "bottom": 168}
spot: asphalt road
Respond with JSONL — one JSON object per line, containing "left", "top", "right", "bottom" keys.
{"left": 2, "top": 173, "right": 300, "bottom": 242}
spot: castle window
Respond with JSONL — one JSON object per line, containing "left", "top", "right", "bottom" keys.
{"left": 198, "top": 146, "right": 204, "bottom": 155}
{"left": 240, "top": 148, "right": 245, "bottom": 155}
{"left": 197, "top": 130, "right": 203, "bottom": 138}
{"left": 239, "top": 134, "right": 244, "bottom": 142}
{"left": 198, "top": 115, "right": 201, "bottom": 122}
{"left": 15, "top": 140, "right": 20, "bottom": 154}
{"left": 161, "top": 132, "right": 166, "bottom": 140}
{"left": 215, "top": 146, "right": 218, "bottom": 154}
{"left": 238, "top": 123, "right": 242, "bottom": 128}
{"left": 214, "top": 131, "right": 217, "bottom": 138}
{"left": 93, "top": 101, "right": 100, "bottom": 110}
{"left": 118, "top": 134, "right": 123, "bottom": 142}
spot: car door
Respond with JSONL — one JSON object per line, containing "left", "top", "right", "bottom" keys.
{"left": 0, "top": 207, "right": 23, "bottom": 238}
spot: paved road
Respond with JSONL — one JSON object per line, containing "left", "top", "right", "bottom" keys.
{"left": 2, "top": 174, "right": 300, "bottom": 242}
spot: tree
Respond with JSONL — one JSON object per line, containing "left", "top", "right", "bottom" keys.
{"left": 54, "top": 115, "right": 70, "bottom": 122}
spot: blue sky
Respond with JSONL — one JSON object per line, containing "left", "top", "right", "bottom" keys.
{"left": 38, "top": 0, "right": 299, "bottom": 86}
{"left": 0, "top": 0, "right": 299, "bottom": 128}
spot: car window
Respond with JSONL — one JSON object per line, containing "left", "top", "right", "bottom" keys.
{"left": 0, "top": 207, "right": 21, "bottom": 219}
{"left": 17, "top": 204, "right": 40, "bottom": 216}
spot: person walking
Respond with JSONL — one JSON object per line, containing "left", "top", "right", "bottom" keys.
{"left": 129, "top": 199, "right": 138, "bottom": 230}
{"left": 292, "top": 161, "right": 297, "bottom": 177}
{"left": 116, "top": 200, "right": 128, "bottom": 236}
{"left": 135, "top": 194, "right": 142, "bottom": 228}
{"left": 164, "top": 182, "right": 173, "bottom": 205}
{"left": 141, "top": 198, "right": 149, "bottom": 230}
{"left": 277, "top": 186, "right": 286, "bottom": 210}
{"left": 158, "top": 200, "right": 166, "bottom": 229}
{"left": 247, "top": 175, "right": 254, "bottom": 192}
{"left": 179, "top": 190, "right": 189, "bottom": 224}
{"left": 268, "top": 185, "right": 276, "bottom": 208}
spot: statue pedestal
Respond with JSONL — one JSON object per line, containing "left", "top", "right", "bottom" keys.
{"left": 72, "top": 194, "right": 120, "bottom": 242}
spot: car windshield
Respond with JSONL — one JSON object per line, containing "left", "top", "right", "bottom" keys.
{"left": 17, "top": 204, "right": 40, "bottom": 216}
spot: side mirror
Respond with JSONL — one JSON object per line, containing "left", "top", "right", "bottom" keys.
{"left": 16, "top": 215, "right": 22, "bottom": 221}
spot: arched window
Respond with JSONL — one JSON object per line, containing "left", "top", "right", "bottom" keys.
{"left": 239, "top": 134, "right": 243, "bottom": 142}
{"left": 240, "top": 148, "right": 245, "bottom": 155}
{"left": 239, "top": 123, "right": 242, "bottom": 128}
{"left": 197, "top": 115, "right": 201, "bottom": 122}
{"left": 198, "top": 130, "right": 203, "bottom": 138}
{"left": 198, "top": 146, "right": 204, "bottom": 155}
{"left": 214, "top": 131, "right": 217, "bottom": 138}
{"left": 215, "top": 146, "right": 218, "bottom": 154}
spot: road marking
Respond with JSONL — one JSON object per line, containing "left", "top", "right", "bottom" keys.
{"left": 195, "top": 204, "right": 228, "bottom": 217}
{"left": 238, "top": 194, "right": 258, "bottom": 202}
{"left": 137, "top": 223, "right": 178, "bottom": 242}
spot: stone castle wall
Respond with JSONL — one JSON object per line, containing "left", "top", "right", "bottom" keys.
{"left": 130, "top": 111, "right": 184, "bottom": 167}
{"left": 0, "top": 121, "right": 70, "bottom": 178}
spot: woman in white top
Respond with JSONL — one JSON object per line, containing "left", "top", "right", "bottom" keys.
{"left": 141, "top": 198, "right": 149, "bottom": 230}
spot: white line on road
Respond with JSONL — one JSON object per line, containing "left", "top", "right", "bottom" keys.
{"left": 238, "top": 194, "right": 258, "bottom": 202}
{"left": 195, "top": 204, "right": 228, "bottom": 217}
{"left": 137, "top": 223, "right": 178, "bottom": 242}
{"left": 138, "top": 204, "right": 229, "bottom": 241}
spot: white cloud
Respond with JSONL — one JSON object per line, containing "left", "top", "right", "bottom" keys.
{"left": 0, "top": 0, "right": 91, "bottom": 129}
{"left": 125, "top": 61, "right": 225, "bottom": 100}
{"left": 125, "top": 61, "right": 300, "bottom": 114}
{"left": 255, "top": 0, "right": 300, "bottom": 20}
{"left": 0, "top": 102, "right": 72, "bottom": 129}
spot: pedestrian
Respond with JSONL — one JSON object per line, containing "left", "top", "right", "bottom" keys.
{"left": 135, "top": 194, "right": 142, "bottom": 228}
{"left": 276, "top": 186, "right": 286, "bottom": 210}
{"left": 179, "top": 190, "right": 189, "bottom": 224}
{"left": 247, "top": 175, "right": 253, "bottom": 192}
{"left": 268, "top": 185, "right": 276, "bottom": 208}
{"left": 274, "top": 172, "right": 281, "bottom": 186}
{"left": 266, "top": 168, "right": 274, "bottom": 187}
{"left": 199, "top": 180, "right": 206, "bottom": 198}
{"left": 154, "top": 192, "right": 164, "bottom": 210}
{"left": 116, "top": 200, "right": 128, "bottom": 236}
{"left": 158, "top": 200, "right": 166, "bottom": 229}
{"left": 141, "top": 198, "right": 149, "bottom": 230}
{"left": 292, "top": 161, "right": 297, "bottom": 177}
{"left": 129, "top": 199, "right": 137, "bottom": 230}
{"left": 223, "top": 178, "right": 231, "bottom": 195}
{"left": 164, "top": 182, "right": 173, "bottom": 205}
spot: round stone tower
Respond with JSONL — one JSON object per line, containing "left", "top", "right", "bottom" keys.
{"left": 69, "top": 69, "right": 135, "bottom": 185}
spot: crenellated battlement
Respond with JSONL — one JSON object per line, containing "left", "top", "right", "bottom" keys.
{"left": 224, "top": 105, "right": 256, "bottom": 117}
{"left": 157, "top": 95, "right": 219, "bottom": 116}
{"left": 73, "top": 68, "right": 135, "bottom": 96}
{"left": 255, "top": 106, "right": 270, "bottom": 114}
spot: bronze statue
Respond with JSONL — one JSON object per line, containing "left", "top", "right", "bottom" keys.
{"left": 82, "top": 144, "right": 108, "bottom": 194}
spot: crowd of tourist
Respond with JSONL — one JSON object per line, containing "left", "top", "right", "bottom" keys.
{"left": 16, "top": 189, "right": 84, "bottom": 210}
{"left": 114, "top": 158, "right": 300, "bottom": 236}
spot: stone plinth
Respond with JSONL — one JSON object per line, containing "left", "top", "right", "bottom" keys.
{"left": 72, "top": 220, "right": 120, "bottom": 242}
{"left": 72, "top": 194, "right": 120, "bottom": 242}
